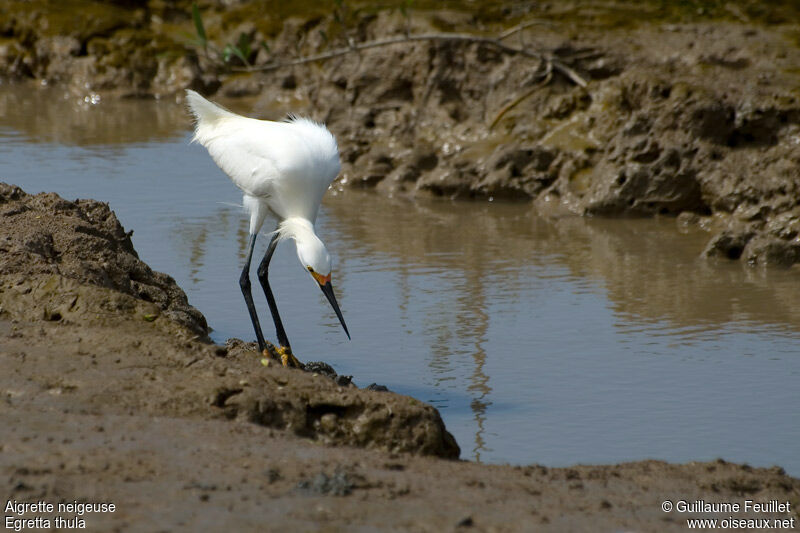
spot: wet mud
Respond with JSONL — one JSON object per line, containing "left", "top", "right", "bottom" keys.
{"left": 1, "top": 184, "right": 798, "bottom": 529}
{"left": 0, "top": 183, "right": 458, "bottom": 459}
{"left": 2, "top": 1, "right": 800, "bottom": 528}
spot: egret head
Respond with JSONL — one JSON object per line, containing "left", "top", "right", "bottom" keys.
{"left": 296, "top": 235, "right": 331, "bottom": 280}
{"left": 294, "top": 229, "right": 350, "bottom": 340}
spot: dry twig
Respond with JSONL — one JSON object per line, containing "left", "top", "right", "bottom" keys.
{"left": 497, "top": 19, "right": 553, "bottom": 41}
{"left": 238, "top": 31, "right": 588, "bottom": 88}
{"left": 489, "top": 62, "right": 553, "bottom": 131}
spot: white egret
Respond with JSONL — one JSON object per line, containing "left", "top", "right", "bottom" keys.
{"left": 185, "top": 90, "right": 349, "bottom": 367}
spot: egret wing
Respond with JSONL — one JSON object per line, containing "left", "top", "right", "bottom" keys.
{"left": 195, "top": 113, "right": 340, "bottom": 221}
{"left": 199, "top": 118, "right": 287, "bottom": 199}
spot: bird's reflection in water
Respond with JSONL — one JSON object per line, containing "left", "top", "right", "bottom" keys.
{"left": 171, "top": 207, "right": 242, "bottom": 284}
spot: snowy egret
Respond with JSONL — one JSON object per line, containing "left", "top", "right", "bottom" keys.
{"left": 185, "top": 90, "right": 349, "bottom": 367}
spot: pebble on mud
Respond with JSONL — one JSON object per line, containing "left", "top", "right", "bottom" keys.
{"left": 297, "top": 470, "right": 355, "bottom": 497}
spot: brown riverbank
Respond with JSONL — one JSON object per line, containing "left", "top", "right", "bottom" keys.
{"left": 2, "top": 1, "right": 800, "bottom": 267}
{"left": 1, "top": 185, "right": 799, "bottom": 530}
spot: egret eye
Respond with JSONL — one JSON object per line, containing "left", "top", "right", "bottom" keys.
{"left": 307, "top": 266, "right": 314, "bottom": 273}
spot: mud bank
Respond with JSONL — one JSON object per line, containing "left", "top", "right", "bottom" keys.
{"left": 3, "top": 2, "right": 800, "bottom": 267}
{"left": 0, "top": 183, "right": 458, "bottom": 458}
{"left": 2, "top": 184, "right": 800, "bottom": 530}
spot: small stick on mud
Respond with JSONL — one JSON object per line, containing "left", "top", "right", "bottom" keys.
{"left": 238, "top": 31, "right": 588, "bottom": 88}
{"left": 497, "top": 19, "right": 553, "bottom": 41}
{"left": 490, "top": 63, "right": 553, "bottom": 131}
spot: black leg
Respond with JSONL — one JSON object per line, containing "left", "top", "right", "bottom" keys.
{"left": 239, "top": 234, "right": 266, "bottom": 351}
{"left": 257, "top": 232, "right": 291, "bottom": 350}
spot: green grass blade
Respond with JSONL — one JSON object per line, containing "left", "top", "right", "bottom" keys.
{"left": 192, "top": 2, "right": 207, "bottom": 48}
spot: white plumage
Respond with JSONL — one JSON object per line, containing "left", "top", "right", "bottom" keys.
{"left": 185, "top": 89, "right": 349, "bottom": 364}
{"left": 186, "top": 89, "right": 340, "bottom": 231}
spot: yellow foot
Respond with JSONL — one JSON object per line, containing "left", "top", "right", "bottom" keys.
{"left": 276, "top": 345, "right": 303, "bottom": 368}
{"left": 260, "top": 343, "right": 279, "bottom": 366}
{"left": 259, "top": 343, "right": 303, "bottom": 369}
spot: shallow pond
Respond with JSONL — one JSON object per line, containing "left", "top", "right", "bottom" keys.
{"left": 1, "top": 86, "right": 798, "bottom": 474}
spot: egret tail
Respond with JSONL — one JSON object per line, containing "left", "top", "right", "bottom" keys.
{"left": 186, "top": 90, "right": 236, "bottom": 143}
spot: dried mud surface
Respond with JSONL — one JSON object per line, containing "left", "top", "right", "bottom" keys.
{"left": 1, "top": 185, "right": 798, "bottom": 531}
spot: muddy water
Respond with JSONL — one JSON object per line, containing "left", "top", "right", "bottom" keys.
{"left": 2, "top": 86, "right": 799, "bottom": 474}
